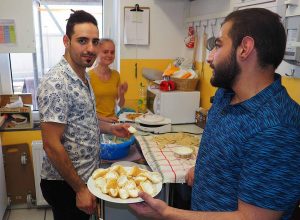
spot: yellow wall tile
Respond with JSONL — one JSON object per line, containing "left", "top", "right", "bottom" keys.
{"left": 120, "top": 60, "right": 300, "bottom": 111}
{"left": 1, "top": 130, "right": 42, "bottom": 156}
{"left": 196, "top": 62, "right": 300, "bottom": 110}
{"left": 120, "top": 59, "right": 172, "bottom": 110}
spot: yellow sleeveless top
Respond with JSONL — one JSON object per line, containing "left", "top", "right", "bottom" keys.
{"left": 88, "top": 69, "right": 120, "bottom": 117}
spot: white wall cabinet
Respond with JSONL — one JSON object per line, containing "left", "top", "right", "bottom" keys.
{"left": 232, "top": 0, "right": 276, "bottom": 8}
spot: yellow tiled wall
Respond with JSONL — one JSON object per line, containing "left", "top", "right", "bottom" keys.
{"left": 282, "top": 77, "right": 300, "bottom": 104}
{"left": 1, "top": 130, "right": 42, "bottom": 156}
{"left": 120, "top": 59, "right": 300, "bottom": 111}
{"left": 2, "top": 61, "right": 298, "bottom": 145}
{"left": 120, "top": 59, "right": 172, "bottom": 110}
{"left": 196, "top": 62, "right": 300, "bottom": 109}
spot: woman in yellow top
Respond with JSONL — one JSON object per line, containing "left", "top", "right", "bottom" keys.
{"left": 89, "top": 38, "right": 128, "bottom": 123}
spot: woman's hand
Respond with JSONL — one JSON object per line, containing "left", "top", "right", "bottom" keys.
{"left": 111, "top": 123, "right": 131, "bottom": 138}
{"left": 117, "top": 82, "right": 128, "bottom": 107}
{"left": 97, "top": 114, "right": 118, "bottom": 123}
{"left": 118, "top": 82, "right": 128, "bottom": 96}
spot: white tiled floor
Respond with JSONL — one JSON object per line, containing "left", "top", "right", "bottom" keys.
{"left": 2, "top": 204, "right": 99, "bottom": 220}
{"left": 2, "top": 205, "right": 53, "bottom": 220}
{"left": 2, "top": 206, "right": 99, "bottom": 220}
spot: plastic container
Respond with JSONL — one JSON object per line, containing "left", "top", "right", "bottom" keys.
{"left": 100, "top": 134, "right": 135, "bottom": 160}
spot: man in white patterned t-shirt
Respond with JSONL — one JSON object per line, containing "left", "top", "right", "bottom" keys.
{"left": 37, "top": 10, "right": 130, "bottom": 220}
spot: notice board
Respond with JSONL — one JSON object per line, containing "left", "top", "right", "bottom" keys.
{"left": 0, "top": 0, "right": 36, "bottom": 53}
{"left": 124, "top": 6, "right": 150, "bottom": 45}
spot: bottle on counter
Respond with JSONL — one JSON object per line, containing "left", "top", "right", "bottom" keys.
{"left": 137, "top": 82, "right": 147, "bottom": 113}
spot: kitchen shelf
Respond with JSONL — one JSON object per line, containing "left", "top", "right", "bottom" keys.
{"left": 185, "top": 11, "right": 231, "bottom": 23}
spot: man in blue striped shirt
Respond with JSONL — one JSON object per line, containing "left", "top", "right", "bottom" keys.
{"left": 130, "top": 8, "right": 300, "bottom": 220}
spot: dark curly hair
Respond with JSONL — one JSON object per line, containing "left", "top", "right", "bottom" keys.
{"left": 66, "top": 10, "right": 98, "bottom": 39}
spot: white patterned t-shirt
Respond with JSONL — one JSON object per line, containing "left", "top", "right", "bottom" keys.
{"left": 37, "top": 57, "right": 100, "bottom": 182}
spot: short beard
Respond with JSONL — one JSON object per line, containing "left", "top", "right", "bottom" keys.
{"left": 210, "top": 48, "right": 240, "bottom": 89}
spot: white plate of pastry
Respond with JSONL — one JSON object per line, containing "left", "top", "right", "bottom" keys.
{"left": 87, "top": 164, "right": 163, "bottom": 203}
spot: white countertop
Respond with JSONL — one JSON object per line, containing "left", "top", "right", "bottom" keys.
{"left": 171, "top": 124, "right": 203, "bottom": 134}
{"left": 135, "top": 123, "right": 203, "bottom": 136}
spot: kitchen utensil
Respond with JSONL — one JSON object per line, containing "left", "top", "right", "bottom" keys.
{"left": 206, "top": 21, "right": 216, "bottom": 51}
{"left": 184, "top": 25, "right": 195, "bottom": 48}
{"left": 142, "top": 68, "right": 163, "bottom": 81}
{"left": 200, "top": 24, "right": 208, "bottom": 77}
{"left": 192, "top": 24, "right": 199, "bottom": 70}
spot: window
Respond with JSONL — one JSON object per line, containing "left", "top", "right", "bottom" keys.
{"left": 9, "top": 0, "right": 103, "bottom": 110}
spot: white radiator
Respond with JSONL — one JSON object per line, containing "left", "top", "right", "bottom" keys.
{"left": 32, "top": 140, "right": 48, "bottom": 206}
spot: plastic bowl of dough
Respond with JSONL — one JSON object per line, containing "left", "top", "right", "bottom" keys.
{"left": 100, "top": 134, "right": 135, "bottom": 160}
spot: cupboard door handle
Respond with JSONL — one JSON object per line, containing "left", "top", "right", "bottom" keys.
{"left": 135, "top": 63, "right": 138, "bottom": 78}
{"left": 21, "top": 152, "right": 27, "bottom": 165}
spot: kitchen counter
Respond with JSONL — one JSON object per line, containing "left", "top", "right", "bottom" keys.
{"left": 0, "top": 122, "right": 41, "bottom": 132}
{"left": 135, "top": 133, "right": 201, "bottom": 183}
{"left": 0, "top": 122, "right": 199, "bottom": 219}
{"left": 99, "top": 124, "right": 202, "bottom": 220}
{"left": 171, "top": 123, "right": 203, "bottom": 134}
{"left": 101, "top": 123, "right": 202, "bottom": 169}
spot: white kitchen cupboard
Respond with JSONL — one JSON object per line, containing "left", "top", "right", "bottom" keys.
{"left": 232, "top": 0, "right": 277, "bottom": 8}
{"left": 186, "top": 0, "right": 286, "bottom": 22}
{"left": 0, "top": 138, "right": 7, "bottom": 219}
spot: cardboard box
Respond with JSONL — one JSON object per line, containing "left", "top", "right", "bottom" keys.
{"left": 0, "top": 94, "right": 33, "bottom": 130}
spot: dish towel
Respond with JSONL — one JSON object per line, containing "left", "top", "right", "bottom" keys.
{"left": 135, "top": 134, "right": 201, "bottom": 183}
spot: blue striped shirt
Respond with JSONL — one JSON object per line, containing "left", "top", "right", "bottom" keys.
{"left": 191, "top": 74, "right": 300, "bottom": 220}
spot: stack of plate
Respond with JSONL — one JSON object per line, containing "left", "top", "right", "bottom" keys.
{"left": 135, "top": 114, "right": 166, "bottom": 125}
